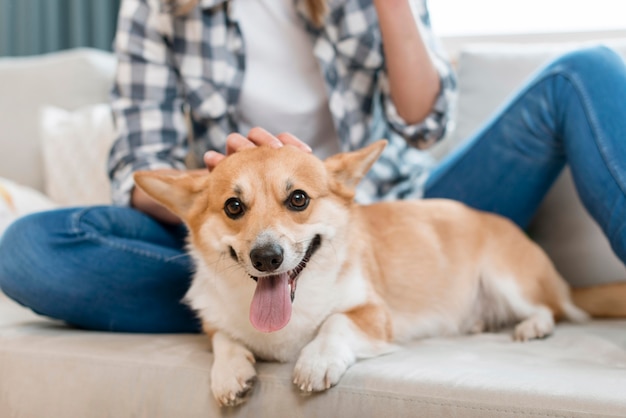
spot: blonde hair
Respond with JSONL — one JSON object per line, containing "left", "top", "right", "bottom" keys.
{"left": 167, "top": 0, "right": 328, "bottom": 26}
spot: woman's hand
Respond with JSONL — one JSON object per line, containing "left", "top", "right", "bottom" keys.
{"left": 203, "top": 127, "right": 312, "bottom": 171}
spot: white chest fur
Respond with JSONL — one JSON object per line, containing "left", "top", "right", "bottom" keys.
{"left": 185, "top": 246, "right": 370, "bottom": 362}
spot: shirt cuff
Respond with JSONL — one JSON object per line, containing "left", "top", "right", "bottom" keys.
{"left": 381, "top": 60, "right": 457, "bottom": 150}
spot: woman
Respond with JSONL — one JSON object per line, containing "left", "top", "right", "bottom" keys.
{"left": 0, "top": 0, "right": 624, "bottom": 333}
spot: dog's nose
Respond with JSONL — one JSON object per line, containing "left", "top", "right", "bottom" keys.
{"left": 250, "top": 244, "right": 284, "bottom": 272}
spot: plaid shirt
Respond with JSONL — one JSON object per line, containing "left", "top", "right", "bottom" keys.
{"left": 108, "top": 0, "right": 457, "bottom": 206}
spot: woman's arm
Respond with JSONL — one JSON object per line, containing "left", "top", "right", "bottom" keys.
{"left": 109, "top": 0, "right": 188, "bottom": 222}
{"left": 373, "top": 0, "right": 457, "bottom": 148}
{"left": 374, "top": 0, "right": 440, "bottom": 125}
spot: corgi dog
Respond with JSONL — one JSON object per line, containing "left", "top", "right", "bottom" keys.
{"left": 134, "top": 140, "right": 626, "bottom": 407}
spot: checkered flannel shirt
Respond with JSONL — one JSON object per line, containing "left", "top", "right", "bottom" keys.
{"left": 108, "top": 0, "right": 457, "bottom": 206}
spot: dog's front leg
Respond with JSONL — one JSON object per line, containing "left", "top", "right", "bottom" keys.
{"left": 210, "top": 331, "right": 257, "bottom": 407}
{"left": 293, "top": 305, "right": 395, "bottom": 393}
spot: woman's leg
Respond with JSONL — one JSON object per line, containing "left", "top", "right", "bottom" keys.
{"left": 425, "top": 46, "right": 626, "bottom": 264}
{"left": 0, "top": 206, "right": 200, "bottom": 333}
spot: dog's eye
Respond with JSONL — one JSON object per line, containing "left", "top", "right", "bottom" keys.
{"left": 224, "top": 198, "right": 245, "bottom": 219}
{"left": 287, "top": 190, "right": 310, "bottom": 211}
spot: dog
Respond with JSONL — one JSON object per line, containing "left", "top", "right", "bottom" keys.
{"left": 134, "top": 140, "right": 626, "bottom": 407}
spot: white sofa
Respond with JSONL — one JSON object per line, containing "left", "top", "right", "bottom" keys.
{"left": 1, "top": 44, "right": 626, "bottom": 418}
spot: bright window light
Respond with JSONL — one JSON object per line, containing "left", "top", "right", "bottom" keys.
{"left": 429, "top": 0, "right": 626, "bottom": 37}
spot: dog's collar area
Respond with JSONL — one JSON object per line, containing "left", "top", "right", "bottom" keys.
{"left": 250, "top": 234, "right": 322, "bottom": 302}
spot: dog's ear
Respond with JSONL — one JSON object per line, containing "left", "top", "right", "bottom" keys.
{"left": 324, "top": 140, "right": 387, "bottom": 192}
{"left": 133, "top": 170, "right": 207, "bottom": 220}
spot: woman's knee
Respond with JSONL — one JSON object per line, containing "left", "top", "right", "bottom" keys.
{"left": 0, "top": 207, "right": 195, "bottom": 332}
{"left": 0, "top": 211, "right": 62, "bottom": 304}
{"left": 0, "top": 206, "right": 145, "bottom": 304}
{"left": 547, "top": 45, "right": 625, "bottom": 79}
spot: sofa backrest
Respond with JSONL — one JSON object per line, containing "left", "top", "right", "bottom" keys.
{"left": 434, "top": 38, "right": 626, "bottom": 158}
{"left": 0, "top": 48, "right": 116, "bottom": 192}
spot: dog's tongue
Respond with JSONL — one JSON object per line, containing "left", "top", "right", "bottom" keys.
{"left": 250, "top": 273, "right": 292, "bottom": 333}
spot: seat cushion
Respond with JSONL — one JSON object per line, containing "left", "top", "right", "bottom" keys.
{"left": 1, "top": 295, "right": 625, "bottom": 418}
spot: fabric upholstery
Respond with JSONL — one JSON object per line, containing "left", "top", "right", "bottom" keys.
{"left": 0, "top": 177, "right": 56, "bottom": 237}
{"left": 0, "top": 48, "right": 115, "bottom": 192}
{"left": 1, "top": 295, "right": 625, "bottom": 417}
{"left": 40, "top": 104, "right": 115, "bottom": 206}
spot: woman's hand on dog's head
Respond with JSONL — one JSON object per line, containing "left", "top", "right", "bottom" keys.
{"left": 204, "top": 127, "right": 312, "bottom": 171}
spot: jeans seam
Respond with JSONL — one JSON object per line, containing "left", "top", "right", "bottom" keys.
{"left": 557, "top": 70, "right": 626, "bottom": 199}
{"left": 69, "top": 208, "right": 187, "bottom": 264}
{"left": 556, "top": 65, "right": 626, "bottom": 250}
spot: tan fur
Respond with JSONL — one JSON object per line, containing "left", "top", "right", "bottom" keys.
{"left": 0, "top": 184, "right": 15, "bottom": 212}
{"left": 134, "top": 140, "right": 626, "bottom": 406}
{"left": 346, "top": 303, "right": 393, "bottom": 341}
{"left": 202, "top": 322, "right": 217, "bottom": 340}
{"left": 572, "top": 284, "right": 626, "bottom": 317}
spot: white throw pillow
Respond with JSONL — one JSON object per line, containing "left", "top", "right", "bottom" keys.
{"left": 40, "top": 103, "right": 116, "bottom": 207}
{"left": 0, "top": 177, "right": 57, "bottom": 238}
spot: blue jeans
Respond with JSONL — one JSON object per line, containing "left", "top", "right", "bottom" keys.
{"left": 1, "top": 47, "right": 625, "bottom": 333}
{"left": 0, "top": 206, "right": 200, "bottom": 333}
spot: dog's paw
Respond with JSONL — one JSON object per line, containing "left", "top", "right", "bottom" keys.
{"left": 513, "top": 311, "right": 554, "bottom": 342}
{"left": 210, "top": 347, "right": 257, "bottom": 407}
{"left": 293, "top": 356, "right": 348, "bottom": 393}
{"left": 292, "top": 341, "right": 354, "bottom": 393}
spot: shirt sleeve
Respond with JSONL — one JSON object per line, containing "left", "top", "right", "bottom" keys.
{"left": 378, "top": 0, "right": 457, "bottom": 150}
{"left": 108, "top": 0, "right": 188, "bottom": 207}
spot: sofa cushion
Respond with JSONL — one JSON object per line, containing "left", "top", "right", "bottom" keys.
{"left": 1, "top": 296, "right": 625, "bottom": 418}
{"left": 0, "top": 48, "right": 116, "bottom": 193}
{"left": 40, "top": 104, "right": 116, "bottom": 206}
{"left": 0, "top": 177, "right": 56, "bottom": 238}
{"left": 455, "top": 40, "right": 626, "bottom": 146}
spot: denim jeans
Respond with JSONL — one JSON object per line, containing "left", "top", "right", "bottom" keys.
{"left": 0, "top": 206, "right": 200, "bottom": 332}
{"left": 1, "top": 46, "right": 625, "bottom": 333}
